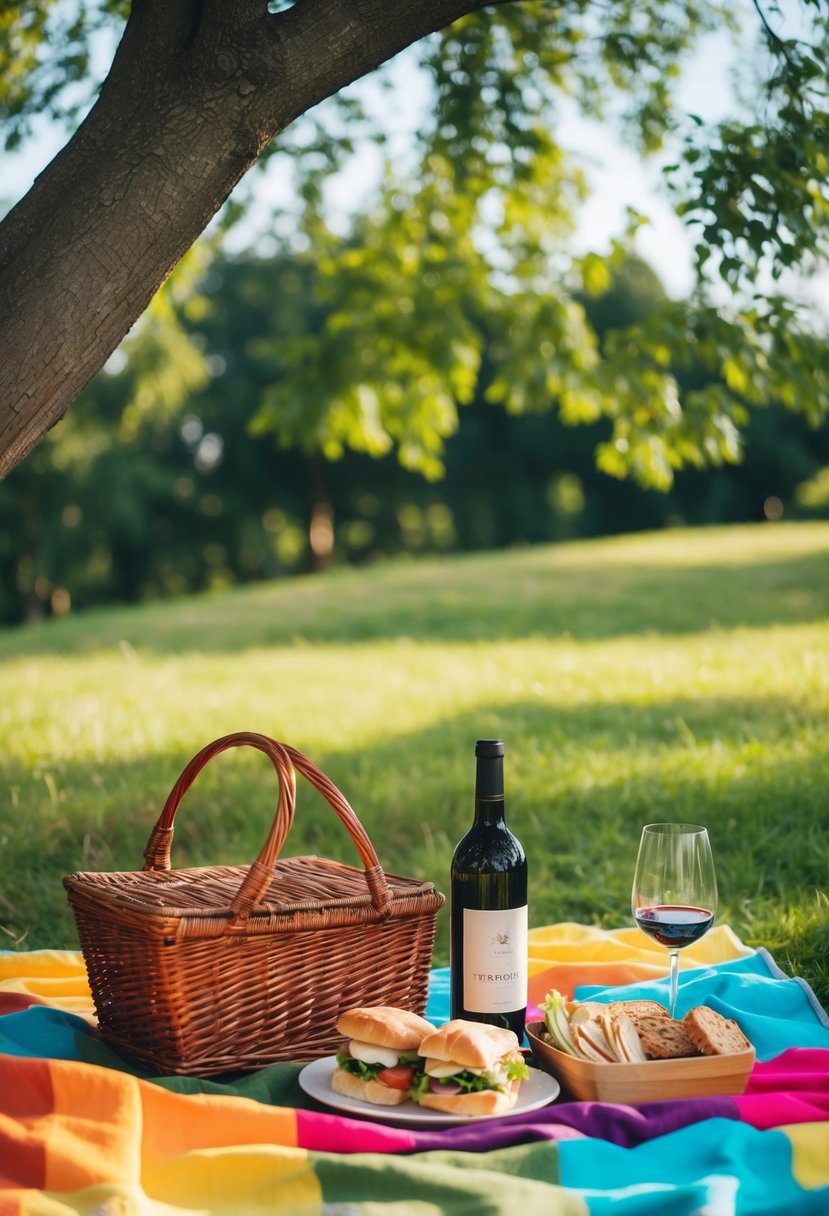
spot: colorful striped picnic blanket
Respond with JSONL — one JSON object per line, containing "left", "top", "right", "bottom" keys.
{"left": 2, "top": 923, "right": 828, "bottom": 1215}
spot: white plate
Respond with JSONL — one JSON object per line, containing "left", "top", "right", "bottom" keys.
{"left": 298, "top": 1056, "right": 560, "bottom": 1126}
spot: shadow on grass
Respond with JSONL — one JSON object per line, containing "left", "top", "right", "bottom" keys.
{"left": 1, "top": 544, "right": 828, "bottom": 659}
{"left": 2, "top": 693, "right": 826, "bottom": 1007}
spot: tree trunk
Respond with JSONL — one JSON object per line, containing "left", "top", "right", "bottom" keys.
{"left": 308, "top": 455, "right": 335, "bottom": 572}
{"left": 0, "top": 0, "right": 490, "bottom": 479}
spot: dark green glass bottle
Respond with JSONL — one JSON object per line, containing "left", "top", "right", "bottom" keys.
{"left": 450, "top": 739, "right": 528, "bottom": 1038}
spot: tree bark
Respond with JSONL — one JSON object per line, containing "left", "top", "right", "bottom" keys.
{"left": 0, "top": 0, "right": 492, "bottom": 478}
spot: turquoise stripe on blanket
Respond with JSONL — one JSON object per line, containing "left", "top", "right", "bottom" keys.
{"left": 559, "top": 1118, "right": 829, "bottom": 1215}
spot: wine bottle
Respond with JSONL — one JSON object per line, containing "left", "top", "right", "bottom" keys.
{"left": 450, "top": 739, "right": 528, "bottom": 1038}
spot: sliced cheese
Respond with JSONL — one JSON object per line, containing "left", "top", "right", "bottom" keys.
{"left": 424, "top": 1059, "right": 485, "bottom": 1078}
{"left": 573, "top": 1019, "right": 616, "bottom": 1063}
{"left": 611, "top": 1014, "right": 648, "bottom": 1063}
{"left": 348, "top": 1040, "right": 400, "bottom": 1068}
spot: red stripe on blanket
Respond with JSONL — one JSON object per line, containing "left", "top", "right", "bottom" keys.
{"left": 0, "top": 1055, "right": 52, "bottom": 1188}
{"left": 0, "top": 994, "right": 45, "bottom": 1016}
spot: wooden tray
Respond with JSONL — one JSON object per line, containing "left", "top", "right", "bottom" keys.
{"left": 526, "top": 1021, "right": 755, "bottom": 1103}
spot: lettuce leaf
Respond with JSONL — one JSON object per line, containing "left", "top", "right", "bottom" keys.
{"left": 334, "top": 1052, "right": 384, "bottom": 1082}
{"left": 506, "top": 1056, "right": 531, "bottom": 1082}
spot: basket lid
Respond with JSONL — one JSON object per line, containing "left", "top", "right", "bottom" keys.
{"left": 65, "top": 856, "right": 441, "bottom": 921}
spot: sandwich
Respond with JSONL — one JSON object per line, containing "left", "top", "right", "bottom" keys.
{"left": 410, "top": 1019, "right": 530, "bottom": 1115}
{"left": 332, "top": 1006, "right": 436, "bottom": 1106}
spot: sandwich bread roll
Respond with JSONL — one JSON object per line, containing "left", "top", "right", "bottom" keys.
{"left": 414, "top": 1019, "right": 528, "bottom": 1115}
{"left": 331, "top": 1006, "right": 436, "bottom": 1106}
{"left": 331, "top": 1068, "right": 413, "bottom": 1106}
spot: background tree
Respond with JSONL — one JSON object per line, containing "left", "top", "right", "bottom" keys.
{"left": 4, "top": 240, "right": 827, "bottom": 625}
{"left": 1, "top": 1, "right": 828, "bottom": 479}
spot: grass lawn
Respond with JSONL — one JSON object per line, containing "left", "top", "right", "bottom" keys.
{"left": 1, "top": 521, "right": 827, "bottom": 1008}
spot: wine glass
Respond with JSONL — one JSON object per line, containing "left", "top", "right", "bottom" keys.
{"left": 631, "top": 822, "right": 718, "bottom": 1018}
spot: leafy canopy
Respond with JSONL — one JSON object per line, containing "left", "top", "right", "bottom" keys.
{"left": 2, "top": 0, "right": 828, "bottom": 488}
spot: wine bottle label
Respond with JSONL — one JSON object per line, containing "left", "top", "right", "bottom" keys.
{"left": 462, "top": 906, "right": 528, "bottom": 1013}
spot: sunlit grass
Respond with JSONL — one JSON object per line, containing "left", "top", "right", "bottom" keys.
{"left": 1, "top": 522, "right": 827, "bottom": 1008}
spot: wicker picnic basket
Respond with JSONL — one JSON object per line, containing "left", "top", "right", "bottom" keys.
{"left": 63, "top": 732, "right": 445, "bottom": 1076}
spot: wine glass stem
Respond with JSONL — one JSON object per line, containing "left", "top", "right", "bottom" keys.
{"left": 668, "top": 949, "right": 680, "bottom": 1018}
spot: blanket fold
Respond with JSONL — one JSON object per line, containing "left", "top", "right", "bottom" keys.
{"left": 2, "top": 924, "right": 828, "bottom": 1215}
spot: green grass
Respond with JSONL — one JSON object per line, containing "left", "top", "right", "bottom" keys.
{"left": 2, "top": 522, "right": 828, "bottom": 1008}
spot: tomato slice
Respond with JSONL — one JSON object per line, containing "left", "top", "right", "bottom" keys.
{"left": 377, "top": 1065, "right": 415, "bottom": 1091}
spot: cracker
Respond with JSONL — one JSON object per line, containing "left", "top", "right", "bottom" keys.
{"left": 683, "top": 1006, "right": 752, "bottom": 1056}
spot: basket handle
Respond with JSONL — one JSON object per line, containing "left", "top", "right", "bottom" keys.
{"left": 142, "top": 732, "right": 392, "bottom": 921}
{"left": 283, "top": 742, "right": 392, "bottom": 916}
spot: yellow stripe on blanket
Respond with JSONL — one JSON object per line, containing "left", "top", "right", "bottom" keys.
{"left": 783, "top": 1123, "right": 829, "bottom": 1190}
{"left": 527, "top": 922, "right": 753, "bottom": 975}
{"left": 144, "top": 1146, "right": 321, "bottom": 1214}
{"left": 30, "top": 1149, "right": 321, "bottom": 1216}
{"left": 0, "top": 950, "right": 94, "bottom": 1017}
{"left": 1, "top": 926, "right": 754, "bottom": 1025}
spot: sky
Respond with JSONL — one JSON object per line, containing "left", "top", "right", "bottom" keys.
{"left": 3, "top": 8, "right": 827, "bottom": 320}
{"left": 218, "top": 33, "right": 734, "bottom": 301}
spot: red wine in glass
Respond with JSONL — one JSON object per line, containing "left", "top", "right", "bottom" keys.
{"left": 632, "top": 824, "right": 717, "bottom": 1017}
{"left": 634, "top": 905, "right": 715, "bottom": 949}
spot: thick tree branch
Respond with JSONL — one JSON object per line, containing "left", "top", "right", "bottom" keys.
{"left": 0, "top": 0, "right": 494, "bottom": 477}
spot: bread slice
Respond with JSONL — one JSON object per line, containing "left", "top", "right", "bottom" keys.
{"left": 634, "top": 1014, "right": 700, "bottom": 1059}
{"left": 330, "top": 1066, "right": 410, "bottom": 1106}
{"left": 683, "top": 1006, "right": 752, "bottom": 1056}
{"left": 336, "top": 1006, "right": 435, "bottom": 1051}
{"left": 609, "top": 999, "right": 671, "bottom": 1023}
{"left": 416, "top": 1084, "right": 519, "bottom": 1116}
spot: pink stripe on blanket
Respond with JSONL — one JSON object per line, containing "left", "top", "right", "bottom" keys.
{"left": 737, "top": 1048, "right": 829, "bottom": 1129}
{"left": 296, "top": 1108, "right": 418, "bottom": 1153}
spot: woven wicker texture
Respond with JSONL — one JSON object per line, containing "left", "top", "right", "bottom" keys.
{"left": 64, "top": 732, "right": 445, "bottom": 1075}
